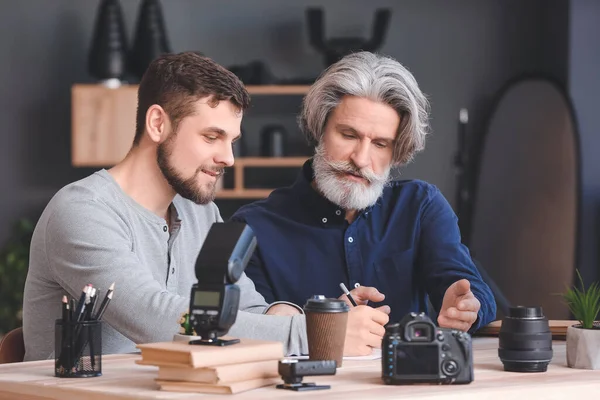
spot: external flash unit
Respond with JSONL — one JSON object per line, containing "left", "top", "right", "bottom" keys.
{"left": 188, "top": 222, "right": 257, "bottom": 346}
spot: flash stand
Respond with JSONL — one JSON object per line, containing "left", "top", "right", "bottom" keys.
{"left": 276, "top": 382, "right": 331, "bottom": 392}
{"left": 189, "top": 337, "right": 240, "bottom": 347}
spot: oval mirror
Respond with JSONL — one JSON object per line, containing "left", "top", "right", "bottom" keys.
{"left": 469, "top": 77, "right": 580, "bottom": 320}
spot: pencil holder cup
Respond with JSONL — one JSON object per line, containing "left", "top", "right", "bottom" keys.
{"left": 54, "top": 319, "right": 103, "bottom": 378}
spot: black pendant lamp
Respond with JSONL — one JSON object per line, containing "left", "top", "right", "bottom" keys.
{"left": 88, "top": 0, "right": 129, "bottom": 86}
{"left": 129, "top": 0, "right": 172, "bottom": 80}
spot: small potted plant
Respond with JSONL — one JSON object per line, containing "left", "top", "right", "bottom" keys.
{"left": 563, "top": 270, "right": 600, "bottom": 369}
{"left": 173, "top": 311, "right": 201, "bottom": 343}
{"left": 0, "top": 218, "right": 34, "bottom": 336}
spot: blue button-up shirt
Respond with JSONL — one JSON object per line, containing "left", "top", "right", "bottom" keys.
{"left": 231, "top": 160, "right": 496, "bottom": 331}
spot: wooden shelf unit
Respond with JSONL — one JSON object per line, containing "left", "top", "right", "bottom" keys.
{"left": 71, "top": 84, "right": 310, "bottom": 167}
{"left": 71, "top": 84, "right": 308, "bottom": 199}
{"left": 71, "top": 84, "right": 139, "bottom": 167}
{"left": 221, "top": 156, "right": 306, "bottom": 199}
{"left": 72, "top": 83, "right": 311, "bottom": 94}
{"left": 246, "top": 85, "right": 310, "bottom": 95}
{"left": 216, "top": 189, "right": 273, "bottom": 199}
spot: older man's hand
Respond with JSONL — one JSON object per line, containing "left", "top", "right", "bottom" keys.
{"left": 338, "top": 286, "right": 387, "bottom": 307}
{"left": 337, "top": 286, "right": 391, "bottom": 356}
{"left": 437, "top": 279, "right": 480, "bottom": 332}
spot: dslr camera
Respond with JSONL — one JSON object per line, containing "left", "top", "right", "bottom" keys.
{"left": 382, "top": 312, "right": 473, "bottom": 385}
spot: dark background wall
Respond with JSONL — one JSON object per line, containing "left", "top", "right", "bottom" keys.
{"left": 569, "top": 0, "right": 600, "bottom": 287}
{"left": 3, "top": 0, "right": 591, "bottom": 289}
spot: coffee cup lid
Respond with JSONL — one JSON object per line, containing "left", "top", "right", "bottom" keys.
{"left": 303, "top": 296, "right": 350, "bottom": 313}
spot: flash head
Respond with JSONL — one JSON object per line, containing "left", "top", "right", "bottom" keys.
{"left": 194, "top": 222, "right": 257, "bottom": 285}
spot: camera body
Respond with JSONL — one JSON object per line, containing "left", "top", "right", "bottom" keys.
{"left": 382, "top": 312, "right": 473, "bottom": 385}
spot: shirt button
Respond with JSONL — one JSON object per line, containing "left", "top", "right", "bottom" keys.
{"left": 354, "top": 282, "right": 361, "bottom": 288}
{"left": 322, "top": 218, "right": 327, "bottom": 223}
{"left": 163, "top": 226, "right": 167, "bottom": 232}
{"left": 335, "top": 210, "right": 341, "bottom": 216}
{"left": 172, "top": 267, "right": 175, "bottom": 274}
{"left": 348, "top": 237, "right": 354, "bottom": 243}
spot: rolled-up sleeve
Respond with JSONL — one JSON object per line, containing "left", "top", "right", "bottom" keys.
{"left": 417, "top": 188, "right": 497, "bottom": 331}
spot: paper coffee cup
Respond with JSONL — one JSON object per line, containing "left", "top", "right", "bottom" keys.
{"left": 304, "top": 296, "right": 349, "bottom": 367}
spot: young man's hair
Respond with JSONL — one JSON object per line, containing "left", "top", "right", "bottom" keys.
{"left": 133, "top": 52, "right": 251, "bottom": 145}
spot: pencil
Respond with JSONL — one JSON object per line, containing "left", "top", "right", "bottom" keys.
{"left": 61, "top": 295, "right": 69, "bottom": 322}
{"left": 93, "top": 282, "right": 115, "bottom": 321}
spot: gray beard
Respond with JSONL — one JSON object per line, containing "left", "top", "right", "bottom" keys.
{"left": 312, "top": 143, "right": 391, "bottom": 211}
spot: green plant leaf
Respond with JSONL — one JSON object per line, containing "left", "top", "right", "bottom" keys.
{"left": 562, "top": 270, "right": 600, "bottom": 329}
{"left": 0, "top": 218, "right": 35, "bottom": 335}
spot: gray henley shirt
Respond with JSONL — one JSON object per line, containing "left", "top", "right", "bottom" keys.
{"left": 22, "top": 170, "right": 307, "bottom": 361}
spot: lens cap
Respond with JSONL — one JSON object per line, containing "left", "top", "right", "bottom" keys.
{"left": 508, "top": 306, "right": 544, "bottom": 319}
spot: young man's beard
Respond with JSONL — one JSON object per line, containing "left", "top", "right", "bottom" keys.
{"left": 312, "top": 142, "right": 391, "bottom": 211}
{"left": 156, "top": 134, "right": 224, "bottom": 205}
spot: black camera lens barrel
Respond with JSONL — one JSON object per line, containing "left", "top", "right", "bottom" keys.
{"left": 508, "top": 305, "right": 544, "bottom": 319}
{"left": 498, "top": 306, "right": 553, "bottom": 373}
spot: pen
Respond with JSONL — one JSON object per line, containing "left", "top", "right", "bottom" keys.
{"left": 339, "top": 283, "right": 358, "bottom": 307}
{"left": 58, "top": 295, "right": 71, "bottom": 372}
{"left": 70, "top": 298, "right": 76, "bottom": 321}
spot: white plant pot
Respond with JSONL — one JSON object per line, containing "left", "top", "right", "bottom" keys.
{"left": 566, "top": 324, "right": 600, "bottom": 369}
{"left": 173, "top": 333, "right": 201, "bottom": 343}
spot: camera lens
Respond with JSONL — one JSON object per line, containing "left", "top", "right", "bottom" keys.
{"left": 498, "top": 306, "right": 553, "bottom": 373}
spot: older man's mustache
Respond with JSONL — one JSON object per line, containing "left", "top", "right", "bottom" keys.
{"left": 326, "top": 160, "right": 386, "bottom": 184}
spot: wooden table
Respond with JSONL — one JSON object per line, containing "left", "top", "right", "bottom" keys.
{"left": 0, "top": 338, "right": 598, "bottom": 399}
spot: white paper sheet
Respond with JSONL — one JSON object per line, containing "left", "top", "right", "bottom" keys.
{"left": 343, "top": 348, "right": 382, "bottom": 361}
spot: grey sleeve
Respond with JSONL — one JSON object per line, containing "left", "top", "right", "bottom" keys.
{"left": 209, "top": 204, "right": 309, "bottom": 356}
{"left": 229, "top": 312, "right": 308, "bottom": 356}
{"left": 230, "top": 272, "right": 308, "bottom": 355}
{"left": 45, "top": 200, "right": 188, "bottom": 345}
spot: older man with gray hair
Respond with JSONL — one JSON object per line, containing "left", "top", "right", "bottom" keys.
{"left": 231, "top": 51, "right": 496, "bottom": 356}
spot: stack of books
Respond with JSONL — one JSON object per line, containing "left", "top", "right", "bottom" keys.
{"left": 136, "top": 337, "right": 284, "bottom": 394}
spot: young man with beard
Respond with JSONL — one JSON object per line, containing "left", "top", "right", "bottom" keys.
{"left": 231, "top": 51, "right": 496, "bottom": 356}
{"left": 22, "top": 52, "right": 313, "bottom": 361}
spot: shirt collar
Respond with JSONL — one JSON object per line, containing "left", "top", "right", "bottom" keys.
{"left": 292, "top": 159, "right": 354, "bottom": 226}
